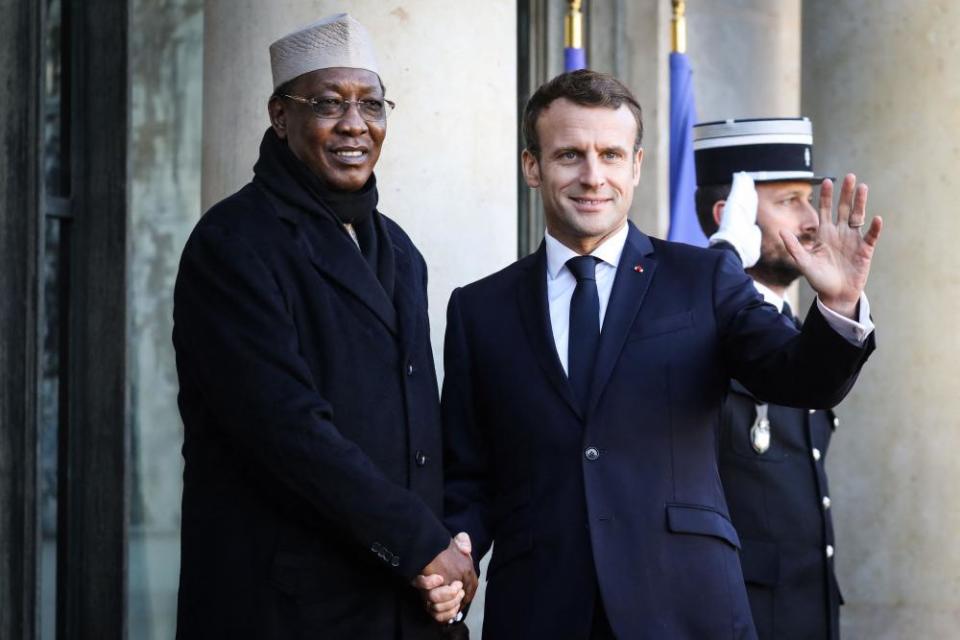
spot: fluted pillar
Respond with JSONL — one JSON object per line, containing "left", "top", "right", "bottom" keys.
{"left": 687, "top": 0, "right": 802, "bottom": 122}
{"left": 802, "top": 2, "right": 960, "bottom": 636}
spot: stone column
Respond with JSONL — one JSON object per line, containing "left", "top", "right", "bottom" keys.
{"left": 686, "top": 0, "right": 802, "bottom": 123}
{"left": 802, "top": 2, "right": 960, "bottom": 636}
{"left": 203, "top": 1, "right": 518, "bottom": 371}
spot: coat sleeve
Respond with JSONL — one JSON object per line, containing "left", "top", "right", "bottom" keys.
{"left": 173, "top": 223, "right": 450, "bottom": 579}
{"left": 712, "top": 249, "right": 875, "bottom": 409}
{"left": 441, "top": 287, "right": 493, "bottom": 567}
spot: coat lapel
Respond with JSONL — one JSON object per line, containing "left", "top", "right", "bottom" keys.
{"left": 586, "top": 224, "right": 657, "bottom": 417}
{"left": 279, "top": 203, "right": 399, "bottom": 335}
{"left": 391, "top": 237, "right": 418, "bottom": 353}
{"left": 516, "top": 243, "right": 582, "bottom": 420}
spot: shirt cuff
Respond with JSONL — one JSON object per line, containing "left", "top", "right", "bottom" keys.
{"left": 816, "top": 294, "right": 875, "bottom": 345}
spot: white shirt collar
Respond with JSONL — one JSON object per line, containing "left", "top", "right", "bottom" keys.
{"left": 752, "top": 280, "right": 785, "bottom": 313}
{"left": 544, "top": 222, "right": 629, "bottom": 280}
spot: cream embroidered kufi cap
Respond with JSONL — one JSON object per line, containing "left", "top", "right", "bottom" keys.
{"left": 269, "top": 13, "right": 380, "bottom": 89}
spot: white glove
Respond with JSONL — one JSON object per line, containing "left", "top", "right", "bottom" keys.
{"left": 709, "top": 171, "right": 761, "bottom": 268}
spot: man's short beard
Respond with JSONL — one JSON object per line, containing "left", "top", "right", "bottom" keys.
{"left": 747, "top": 255, "right": 802, "bottom": 289}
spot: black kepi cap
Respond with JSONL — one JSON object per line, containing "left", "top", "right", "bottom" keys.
{"left": 693, "top": 117, "right": 829, "bottom": 186}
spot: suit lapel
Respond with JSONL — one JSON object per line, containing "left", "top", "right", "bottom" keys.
{"left": 516, "top": 243, "right": 582, "bottom": 420}
{"left": 282, "top": 204, "right": 399, "bottom": 335}
{"left": 586, "top": 224, "right": 657, "bottom": 417}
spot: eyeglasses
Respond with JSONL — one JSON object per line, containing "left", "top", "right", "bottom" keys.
{"left": 280, "top": 94, "right": 396, "bottom": 122}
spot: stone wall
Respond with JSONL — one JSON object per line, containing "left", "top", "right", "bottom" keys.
{"left": 802, "top": 1, "right": 960, "bottom": 636}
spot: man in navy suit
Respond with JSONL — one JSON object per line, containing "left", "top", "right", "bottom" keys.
{"left": 439, "top": 71, "right": 882, "bottom": 638}
{"left": 694, "top": 117, "right": 859, "bottom": 639}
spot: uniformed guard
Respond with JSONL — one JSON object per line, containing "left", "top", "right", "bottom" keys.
{"left": 694, "top": 117, "right": 874, "bottom": 640}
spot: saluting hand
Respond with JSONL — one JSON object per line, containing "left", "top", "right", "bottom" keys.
{"left": 781, "top": 174, "right": 883, "bottom": 319}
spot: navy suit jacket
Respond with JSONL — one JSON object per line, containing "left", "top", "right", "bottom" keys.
{"left": 173, "top": 182, "right": 449, "bottom": 639}
{"left": 442, "top": 223, "right": 873, "bottom": 639}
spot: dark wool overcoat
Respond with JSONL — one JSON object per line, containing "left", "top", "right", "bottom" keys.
{"left": 173, "top": 175, "right": 450, "bottom": 639}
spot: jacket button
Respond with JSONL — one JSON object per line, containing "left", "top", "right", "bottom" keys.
{"left": 826, "top": 544, "right": 835, "bottom": 558}
{"left": 584, "top": 447, "right": 600, "bottom": 461}
{"left": 833, "top": 416, "right": 840, "bottom": 428}
{"left": 415, "top": 450, "right": 428, "bottom": 467}
{"left": 812, "top": 447, "right": 822, "bottom": 461}
{"left": 407, "top": 363, "right": 415, "bottom": 376}
{"left": 822, "top": 496, "right": 832, "bottom": 510}
{"left": 809, "top": 409, "right": 816, "bottom": 415}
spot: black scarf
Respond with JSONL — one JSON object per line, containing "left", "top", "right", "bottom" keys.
{"left": 252, "top": 127, "right": 395, "bottom": 298}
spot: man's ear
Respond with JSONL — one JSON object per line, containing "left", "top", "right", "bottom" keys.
{"left": 712, "top": 200, "right": 726, "bottom": 228}
{"left": 632, "top": 148, "right": 644, "bottom": 186}
{"left": 521, "top": 149, "right": 541, "bottom": 188}
{"left": 268, "top": 96, "right": 288, "bottom": 139}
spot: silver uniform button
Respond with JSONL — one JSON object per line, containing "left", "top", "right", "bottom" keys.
{"left": 822, "top": 496, "right": 832, "bottom": 509}
{"left": 812, "top": 447, "right": 822, "bottom": 461}
{"left": 584, "top": 447, "right": 600, "bottom": 461}
{"left": 750, "top": 414, "right": 771, "bottom": 455}
{"left": 809, "top": 409, "right": 816, "bottom": 415}
{"left": 833, "top": 416, "right": 840, "bottom": 428}
{"left": 826, "top": 544, "right": 835, "bottom": 558}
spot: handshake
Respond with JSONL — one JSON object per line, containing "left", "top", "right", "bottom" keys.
{"left": 412, "top": 532, "right": 478, "bottom": 624}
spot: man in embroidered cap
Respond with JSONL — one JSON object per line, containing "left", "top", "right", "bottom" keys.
{"left": 173, "top": 13, "right": 475, "bottom": 639}
{"left": 694, "top": 117, "right": 858, "bottom": 640}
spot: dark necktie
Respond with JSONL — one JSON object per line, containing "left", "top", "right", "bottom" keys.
{"left": 567, "top": 256, "right": 601, "bottom": 411}
{"left": 782, "top": 299, "right": 801, "bottom": 330}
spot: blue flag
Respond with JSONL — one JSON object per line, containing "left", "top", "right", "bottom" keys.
{"left": 564, "top": 47, "right": 585, "bottom": 72}
{"left": 667, "top": 52, "right": 706, "bottom": 246}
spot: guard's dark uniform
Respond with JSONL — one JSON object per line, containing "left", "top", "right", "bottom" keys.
{"left": 719, "top": 378, "right": 843, "bottom": 640}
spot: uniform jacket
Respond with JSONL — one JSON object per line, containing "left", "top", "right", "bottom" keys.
{"left": 173, "top": 176, "right": 449, "bottom": 639}
{"left": 441, "top": 223, "right": 874, "bottom": 640}
{"left": 720, "top": 379, "right": 843, "bottom": 640}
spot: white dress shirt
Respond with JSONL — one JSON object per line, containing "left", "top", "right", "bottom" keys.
{"left": 545, "top": 223, "right": 629, "bottom": 375}
{"left": 544, "top": 223, "right": 874, "bottom": 376}
{"left": 752, "top": 280, "right": 874, "bottom": 345}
